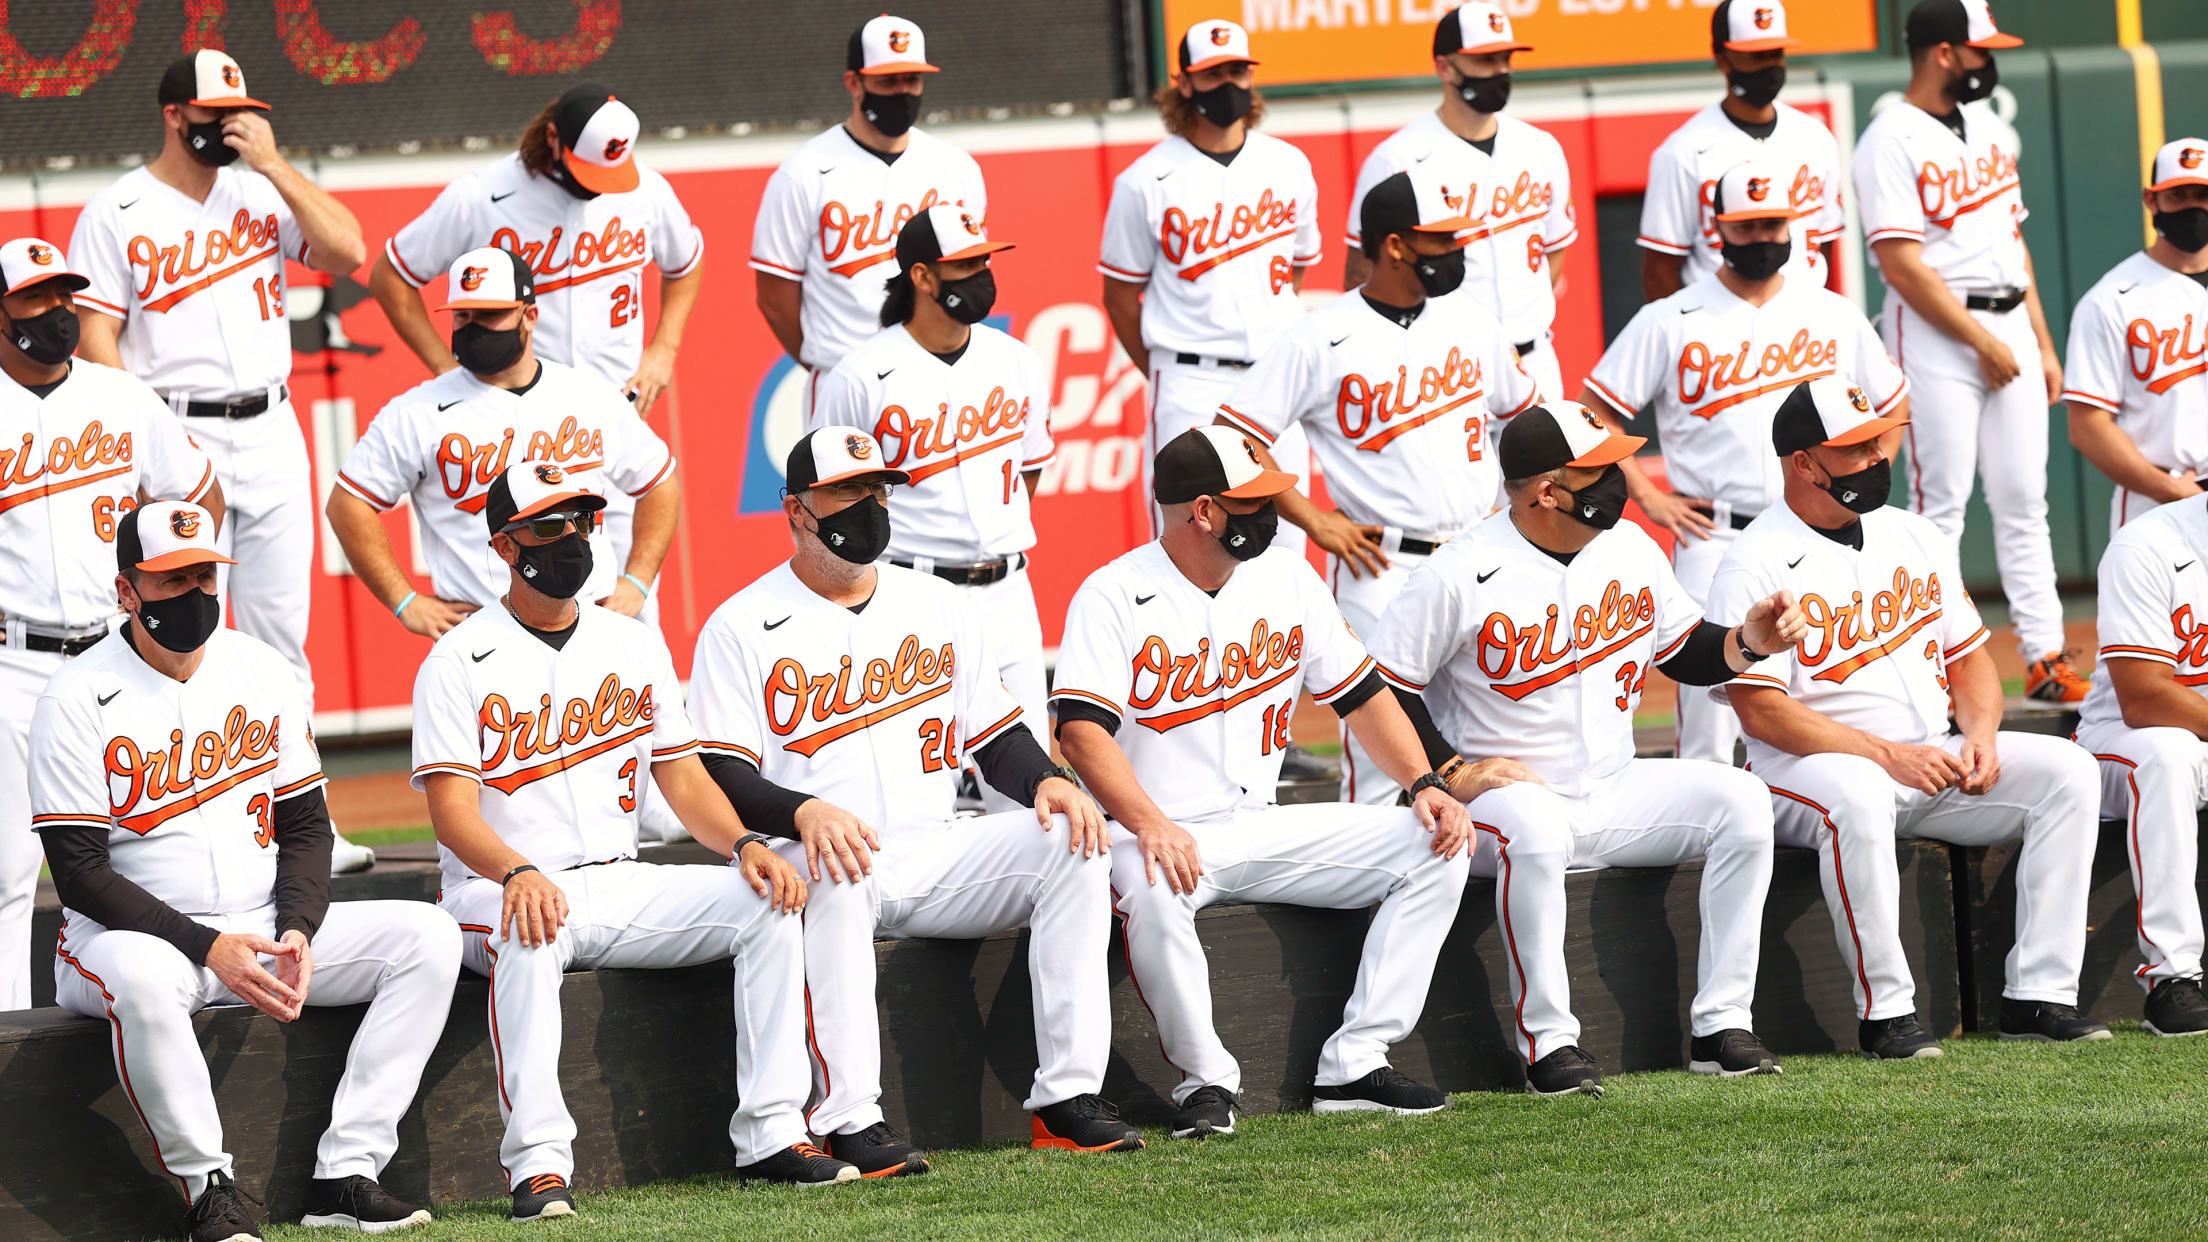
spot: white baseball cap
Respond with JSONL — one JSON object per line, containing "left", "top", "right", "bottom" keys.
{"left": 1179, "top": 20, "right": 1259, "bottom": 73}
{"left": 1714, "top": 1, "right": 1801, "bottom": 53}
{"left": 1357, "top": 167, "right": 1475, "bottom": 248}
{"left": 434, "top": 247, "right": 534, "bottom": 312}
{"left": 1435, "top": 3, "right": 1532, "bottom": 57}
{"left": 0, "top": 237, "right": 90, "bottom": 298}
{"left": 552, "top": 84, "right": 640, "bottom": 194}
{"left": 851, "top": 14, "right": 939, "bottom": 75}
{"left": 158, "top": 48, "right": 268, "bottom": 110}
{"left": 1905, "top": 0, "right": 2022, "bottom": 51}
{"left": 483, "top": 462, "right": 606, "bottom": 536}
{"left": 784, "top": 427, "right": 911, "bottom": 491}
{"left": 1497, "top": 403, "right": 1645, "bottom": 479}
{"left": 1712, "top": 161, "right": 1795, "bottom": 222}
{"left": 117, "top": 501, "right": 234, "bottom": 573}
{"left": 1771, "top": 376, "right": 1908, "bottom": 457}
{"left": 896, "top": 204, "right": 1015, "bottom": 272}
{"left": 1153, "top": 426, "right": 1298, "bottom": 504}
{"left": 2149, "top": 137, "right": 2208, "bottom": 192}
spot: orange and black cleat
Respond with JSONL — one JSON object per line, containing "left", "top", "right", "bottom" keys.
{"left": 2024, "top": 651, "right": 2090, "bottom": 703}
{"left": 1030, "top": 1094, "right": 1144, "bottom": 1151}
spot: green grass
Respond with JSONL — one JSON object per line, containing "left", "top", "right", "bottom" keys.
{"left": 264, "top": 1031, "right": 2208, "bottom": 1241}
{"left": 342, "top": 824, "right": 436, "bottom": 848}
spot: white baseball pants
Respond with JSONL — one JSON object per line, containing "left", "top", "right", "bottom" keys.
{"left": 1466, "top": 759, "right": 1775, "bottom": 1063}
{"left": 2110, "top": 474, "right": 2206, "bottom": 532}
{"left": 783, "top": 811, "right": 1112, "bottom": 1137}
{"left": 53, "top": 901, "right": 460, "bottom": 1204}
{"left": 1882, "top": 299, "right": 2066, "bottom": 659}
{"left": 2074, "top": 720, "right": 2208, "bottom": 989}
{"left": 1144, "top": 357, "right": 1308, "bottom": 557}
{"left": 1111, "top": 802, "right": 1470, "bottom": 1102}
{"left": 445, "top": 860, "right": 810, "bottom": 1183}
{"left": 1757, "top": 731, "right": 2098, "bottom": 1019}
{"left": 1671, "top": 522, "right": 1744, "bottom": 765}
{"left": 1517, "top": 334, "right": 1565, "bottom": 406}
{"left": 1330, "top": 544, "right": 1432, "bottom": 806}
{"left": 960, "top": 565, "right": 1047, "bottom": 815}
{"left": 0, "top": 644, "right": 64, "bottom": 1011}
{"left": 197, "top": 404, "right": 319, "bottom": 712}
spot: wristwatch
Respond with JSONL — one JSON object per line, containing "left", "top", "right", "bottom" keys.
{"left": 1409, "top": 771, "right": 1454, "bottom": 799}
{"left": 1030, "top": 763, "right": 1081, "bottom": 803}
{"left": 732, "top": 832, "right": 770, "bottom": 857}
{"left": 1735, "top": 628, "right": 1769, "bottom": 664}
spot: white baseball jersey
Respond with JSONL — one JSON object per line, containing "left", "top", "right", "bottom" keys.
{"left": 1216, "top": 288, "right": 1537, "bottom": 535}
{"left": 333, "top": 359, "right": 674, "bottom": 606}
{"left": 1369, "top": 512, "right": 1701, "bottom": 798}
{"left": 386, "top": 153, "right": 704, "bottom": 387}
{"left": 1052, "top": 542, "right": 1375, "bottom": 823}
{"left": 751, "top": 126, "right": 989, "bottom": 373}
{"left": 688, "top": 563, "right": 1025, "bottom": 834}
{"left": 410, "top": 603, "right": 696, "bottom": 893}
{"left": 1853, "top": 99, "right": 2029, "bottom": 292}
{"left": 807, "top": 323, "right": 1054, "bottom": 563}
{"left": 1706, "top": 505, "right": 1989, "bottom": 759}
{"left": 28, "top": 627, "right": 325, "bottom": 917}
{"left": 2061, "top": 251, "right": 2208, "bottom": 477}
{"left": 1098, "top": 132, "right": 1323, "bottom": 359}
{"left": 2080, "top": 493, "right": 2208, "bottom": 731}
{"left": 1585, "top": 275, "right": 1908, "bottom": 515}
{"left": 1345, "top": 112, "right": 1576, "bottom": 344}
{"left": 68, "top": 166, "right": 309, "bottom": 400}
{"left": 1639, "top": 102, "right": 1845, "bottom": 286}
{"left": 1, "top": 362, "right": 215, "bottom": 627}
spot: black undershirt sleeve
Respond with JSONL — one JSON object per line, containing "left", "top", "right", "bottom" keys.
{"left": 973, "top": 723, "right": 1058, "bottom": 804}
{"left": 1051, "top": 700, "right": 1120, "bottom": 739}
{"left": 41, "top": 825, "right": 222, "bottom": 965}
{"left": 700, "top": 754, "right": 811, "bottom": 840}
{"left": 1329, "top": 669, "right": 1389, "bottom": 717}
{"left": 1658, "top": 619, "right": 1743, "bottom": 686}
{"left": 271, "top": 789, "right": 334, "bottom": 942}
{"left": 1389, "top": 687, "right": 1460, "bottom": 770}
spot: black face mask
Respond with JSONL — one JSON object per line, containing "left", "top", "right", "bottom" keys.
{"left": 1722, "top": 238, "right": 1792, "bottom": 281}
{"left": 934, "top": 269, "right": 996, "bottom": 324}
{"left": 809, "top": 494, "right": 892, "bottom": 564}
{"left": 1409, "top": 245, "right": 1466, "bottom": 298}
{"left": 1190, "top": 81, "right": 1253, "bottom": 129}
{"left": 1816, "top": 456, "right": 1892, "bottom": 514}
{"left": 862, "top": 91, "right": 921, "bottom": 138}
{"left": 1454, "top": 71, "right": 1512, "bottom": 114}
{"left": 136, "top": 587, "right": 223, "bottom": 653}
{"left": 1558, "top": 465, "right": 1628, "bottom": 531}
{"left": 1726, "top": 62, "right": 1787, "bottom": 110}
{"left": 544, "top": 162, "right": 601, "bottom": 201}
{"left": 185, "top": 118, "right": 241, "bottom": 167}
{"left": 2156, "top": 207, "right": 2208, "bottom": 254}
{"left": 512, "top": 531, "right": 593, "bottom": 599}
{"left": 1208, "top": 498, "right": 1279, "bottom": 561}
{"left": 453, "top": 321, "right": 527, "bottom": 376}
{"left": 7, "top": 304, "right": 79, "bottom": 365}
{"left": 1950, "top": 55, "right": 1998, "bottom": 105}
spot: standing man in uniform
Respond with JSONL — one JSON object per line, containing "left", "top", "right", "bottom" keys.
{"left": 1852, "top": 0, "right": 2083, "bottom": 701}
{"left": 808, "top": 208, "right": 1053, "bottom": 810}
{"left": 1216, "top": 168, "right": 1537, "bottom": 804}
{"left": 329, "top": 248, "right": 679, "bottom": 639}
{"left": 1584, "top": 161, "right": 1908, "bottom": 762}
{"left": 688, "top": 429, "right": 1140, "bottom": 1174}
{"left": 1369, "top": 404, "right": 1804, "bottom": 1095}
{"left": 2063, "top": 138, "right": 2208, "bottom": 528}
{"left": 69, "top": 49, "right": 373, "bottom": 870}
{"left": 0, "top": 237, "right": 221, "bottom": 1011}
{"left": 414, "top": 464, "right": 845, "bottom": 1214}
{"left": 1053, "top": 427, "right": 1474, "bottom": 1138}
{"left": 1712, "top": 378, "right": 2110, "bottom": 1054}
{"left": 753, "top": 15, "right": 987, "bottom": 421}
{"left": 1344, "top": 3, "right": 1576, "bottom": 400}
{"left": 1638, "top": 0, "right": 1845, "bottom": 300}
{"left": 33, "top": 502, "right": 460, "bottom": 1240}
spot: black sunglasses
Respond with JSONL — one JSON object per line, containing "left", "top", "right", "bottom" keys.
{"left": 503, "top": 509, "right": 597, "bottom": 540}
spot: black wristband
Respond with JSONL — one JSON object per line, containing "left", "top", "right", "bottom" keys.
{"left": 1735, "top": 628, "right": 1768, "bottom": 664}
{"left": 501, "top": 863, "right": 540, "bottom": 886}
{"left": 733, "top": 832, "right": 770, "bottom": 856}
{"left": 1410, "top": 771, "right": 1453, "bottom": 799}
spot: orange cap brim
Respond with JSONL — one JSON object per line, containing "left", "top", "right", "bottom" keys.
{"left": 1184, "top": 54, "right": 1260, "bottom": 73}
{"left": 861, "top": 61, "right": 940, "bottom": 75}
{"left": 1969, "top": 32, "right": 2023, "bottom": 48}
{"left": 1220, "top": 467, "right": 1299, "bottom": 499}
{"left": 1567, "top": 433, "right": 1647, "bottom": 468}
{"left": 1722, "top": 36, "right": 1801, "bottom": 51}
{"left": 434, "top": 297, "right": 526, "bottom": 311}
{"left": 2, "top": 270, "right": 90, "bottom": 297}
{"left": 1713, "top": 206, "right": 1796, "bottom": 222}
{"left": 2149, "top": 175, "right": 2208, "bottom": 192}
{"left": 563, "top": 150, "right": 640, "bottom": 194}
{"left": 1823, "top": 413, "right": 1910, "bottom": 447}
{"left": 809, "top": 465, "right": 912, "bottom": 489}
{"left": 1454, "top": 41, "right": 1533, "bottom": 55}
{"left": 136, "top": 549, "right": 237, "bottom": 571}
{"left": 939, "top": 240, "right": 1015, "bottom": 262}
{"left": 187, "top": 95, "right": 269, "bottom": 110}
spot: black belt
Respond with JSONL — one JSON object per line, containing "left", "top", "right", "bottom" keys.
{"left": 180, "top": 385, "right": 285, "bottom": 419}
{"left": 2, "top": 629, "right": 107, "bottom": 656}
{"left": 1398, "top": 537, "right": 1446, "bottom": 556}
{"left": 1730, "top": 510, "right": 1759, "bottom": 531}
{"left": 1963, "top": 289, "right": 2026, "bottom": 313}
{"left": 563, "top": 855, "right": 633, "bottom": 872}
{"left": 1173, "top": 352, "right": 1252, "bottom": 369}
{"left": 1514, "top": 340, "right": 1537, "bottom": 357}
{"left": 889, "top": 552, "right": 1026, "bottom": 587}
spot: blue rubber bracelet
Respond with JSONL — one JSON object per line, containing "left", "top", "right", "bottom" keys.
{"left": 622, "top": 573, "right": 651, "bottom": 594}
{"left": 392, "top": 590, "right": 418, "bottom": 619}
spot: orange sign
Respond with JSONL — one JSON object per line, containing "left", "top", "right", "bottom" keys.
{"left": 1160, "top": 1, "right": 1878, "bottom": 85}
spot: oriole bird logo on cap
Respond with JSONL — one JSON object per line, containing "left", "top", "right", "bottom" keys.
{"left": 220, "top": 63, "right": 240, "bottom": 88}
{"left": 846, "top": 434, "right": 874, "bottom": 460}
{"left": 1210, "top": 25, "right": 1231, "bottom": 44}
{"left": 603, "top": 136, "right": 629, "bottom": 161}
{"left": 889, "top": 29, "right": 911, "bottom": 52}
{"left": 1243, "top": 439, "right": 1262, "bottom": 466}
{"left": 1577, "top": 405, "right": 1606, "bottom": 432}
{"left": 1489, "top": 12, "right": 1507, "bottom": 32}
{"left": 26, "top": 244, "right": 52, "bottom": 265}
{"left": 960, "top": 213, "right": 980, "bottom": 235}
{"left": 1747, "top": 178, "right": 1772, "bottom": 201}
{"left": 170, "top": 510, "right": 200, "bottom": 538}
{"left": 1754, "top": 8, "right": 1775, "bottom": 29}
{"left": 2184, "top": 148, "right": 2205, "bottom": 170}
{"left": 459, "top": 266, "right": 487, "bottom": 292}
{"left": 1847, "top": 386, "right": 1871, "bottom": 413}
{"left": 535, "top": 464, "right": 565, "bottom": 485}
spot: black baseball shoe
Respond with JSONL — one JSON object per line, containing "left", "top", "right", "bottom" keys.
{"left": 509, "top": 1173, "right": 576, "bottom": 1220}
{"left": 737, "top": 1142, "right": 861, "bottom": 1186}
{"left": 1030, "top": 1094, "right": 1144, "bottom": 1151}
{"left": 1525, "top": 1046, "right": 1604, "bottom": 1097}
{"left": 828, "top": 1122, "right": 930, "bottom": 1178}
{"left": 1311, "top": 1066, "right": 1447, "bottom": 1115}
{"left": 1998, "top": 998, "right": 2114, "bottom": 1042}
{"left": 1860, "top": 1014, "right": 1944, "bottom": 1060}
{"left": 2144, "top": 977, "right": 2208, "bottom": 1037}
{"left": 300, "top": 1175, "right": 432, "bottom": 1231}
{"left": 187, "top": 1170, "right": 263, "bottom": 1242}
{"left": 1688, "top": 1028, "right": 1781, "bottom": 1077}
{"left": 1171, "top": 1085, "right": 1239, "bottom": 1139}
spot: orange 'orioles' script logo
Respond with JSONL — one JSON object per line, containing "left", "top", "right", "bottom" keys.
{"left": 1161, "top": 189, "right": 1298, "bottom": 280}
{"left": 767, "top": 638, "right": 957, "bottom": 757}
{"left": 1127, "top": 621, "right": 1306, "bottom": 733}
{"left": 0, "top": 422, "right": 135, "bottom": 516}
{"left": 105, "top": 706, "right": 281, "bottom": 835}
{"left": 432, "top": 420, "right": 605, "bottom": 513}
{"left": 126, "top": 209, "right": 284, "bottom": 313}
{"left": 2125, "top": 314, "right": 2208, "bottom": 394}
{"left": 460, "top": 266, "right": 487, "bottom": 292}
{"left": 1796, "top": 568, "right": 1945, "bottom": 684}
{"left": 875, "top": 389, "right": 1028, "bottom": 482}
{"left": 1477, "top": 582, "right": 1659, "bottom": 702}
{"left": 170, "top": 509, "right": 199, "bottom": 539}
{"left": 1676, "top": 330, "right": 1840, "bottom": 416}
{"left": 479, "top": 675, "right": 657, "bottom": 793}
{"left": 1331, "top": 350, "right": 1489, "bottom": 452}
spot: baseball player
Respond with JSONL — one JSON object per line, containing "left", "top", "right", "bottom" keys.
{"left": 33, "top": 502, "right": 460, "bottom": 1239}
{"left": 1052, "top": 427, "right": 1474, "bottom": 1137}
{"left": 0, "top": 237, "right": 221, "bottom": 1012}
{"left": 1637, "top": 0, "right": 1844, "bottom": 300}
{"left": 753, "top": 15, "right": 987, "bottom": 419}
{"left": 2070, "top": 490, "right": 2208, "bottom": 1036}
{"left": 687, "top": 428, "right": 1139, "bottom": 1173}
{"left": 413, "top": 464, "right": 845, "bottom": 1213}
{"left": 2063, "top": 137, "right": 2208, "bottom": 529}
{"left": 1585, "top": 160, "right": 1909, "bottom": 763}
{"left": 808, "top": 207, "right": 1052, "bottom": 812}
{"left": 328, "top": 247, "right": 678, "bottom": 636}
{"left": 1712, "top": 377, "right": 2110, "bottom": 1052}
{"left": 1369, "top": 403, "right": 1805, "bottom": 1095}
{"left": 1852, "top": 0, "right": 2082, "bottom": 701}
{"left": 68, "top": 49, "right": 373, "bottom": 871}
{"left": 1343, "top": 3, "right": 1576, "bottom": 400}
{"left": 1099, "top": 18, "right": 1320, "bottom": 549}
{"left": 1216, "top": 167, "right": 1536, "bottom": 805}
